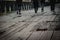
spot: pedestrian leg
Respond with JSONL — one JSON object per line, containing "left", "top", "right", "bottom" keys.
{"left": 35, "top": 8, "right": 38, "bottom": 13}
{"left": 41, "top": 3, "right": 44, "bottom": 12}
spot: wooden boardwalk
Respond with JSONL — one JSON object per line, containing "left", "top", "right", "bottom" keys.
{"left": 0, "top": 12, "right": 60, "bottom": 40}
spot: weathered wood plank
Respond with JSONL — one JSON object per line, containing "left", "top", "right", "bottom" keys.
{"left": 0, "top": 14, "right": 56, "bottom": 40}
{"left": 0, "top": 22, "right": 15, "bottom": 30}
{"left": 27, "top": 31, "right": 44, "bottom": 40}
{"left": 40, "top": 16, "right": 56, "bottom": 21}
{"left": 8, "top": 16, "right": 45, "bottom": 40}
{"left": 25, "top": 16, "right": 39, "bottom": 21}
{"left": 30, "top": 16, "right": 56, "bottom": 32}
{"left": 9, "top": 22, "right": 39, "bottom": 40}
{"left": 9, "top": 32, "right": 32, "bottom": 40}
{"left": 1, "top": 15, "right": 41, "bottom": 39}
{"left": 0, "top": 16, "right": 30, "bottom": 30}
{"left": 30, "top": 16, "right": 43, "bottom": 22}
{"left": 39, "top": 31, "right": 53, "bottom": 40}
{"left": 7, "top": 22, "right": 35, "bottom": 40}
{"left": 51, "top": 31, "right": 60, "bottom": 40}
{"left": 0, "top": 22, "right": 27, "bottom": 39}
{"left": 0, "top": 15, "right": 41, "bottom": 40}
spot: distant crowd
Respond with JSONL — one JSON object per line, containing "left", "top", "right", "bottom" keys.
{"left": 16, "top": 0, "right": 56, "bottom": 17}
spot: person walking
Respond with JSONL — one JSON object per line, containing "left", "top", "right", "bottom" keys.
{"left": 49, "top": 0, "right": 56, "bottom": 14}
{"left": 16, "top": 0, "right": 22, "bottom": 17}
{"left": 40, "top": 0, "right": 45, "bottom": 12}
{"left": 32, "top": 0, "right": 39, "bottom": 13}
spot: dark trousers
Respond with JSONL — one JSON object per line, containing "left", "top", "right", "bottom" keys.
{"left": 17, "top": 3, "right": 22, "bottom": 15}
{"left": 18, "top": 4, "right": 21, "bottom": 12}
{"left": 34, "top": 6, "right": 38, "bottom": 13}
{"left": 33, "top": 4, "right": 38, "bottom": 13}
{"left": 41, "top": 2, "right": 45, "bottom": 12}
{"left": 50, "top": 3, "right": 55, "bottom": 11}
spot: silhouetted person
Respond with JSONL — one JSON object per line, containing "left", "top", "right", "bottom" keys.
{"left": 32, "top": 0, "right": 39, "bottom": 13}
{"left": 49, "top": 0, "right": 56, "bottom": 13}
{"left": 40, "top": 0, "right": 45, "bottom": 12}
{"left": 16, "top": 0, "right": 22, "bottom": 16}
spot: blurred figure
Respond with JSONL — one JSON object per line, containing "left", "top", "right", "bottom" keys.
{"left": 49, "top": 0, "right": 56, "bottom": 13}
{"left": 32, "top": 0, "right": 39, "bottom": 13}
{"left": 16, "top": 0, "right": 22, "bottom": 17}
{"left": 40, "top": 0, "right": 45, "bottom": 12}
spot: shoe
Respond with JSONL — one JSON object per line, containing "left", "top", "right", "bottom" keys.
{"left": 19, "top": 12, "right": 21, "bottom": 15}
{"left": 41, "top": 10, "right": 44, "bottom": 12}
{"left": 17, "top": 11, "right": 18, "bottom": 14}
{"left": 35, "top": 11, "right": 37, "bottom": 13}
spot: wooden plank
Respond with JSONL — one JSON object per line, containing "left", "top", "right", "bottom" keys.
{"left": 0, "top": 22, "right": 28, "bottom": 39}
{"left": 27, "top": 16, "right": 47, "bottom": 32}
{"left": 31, "top": 16, "right": 56, "bottom": 31}
{"left": 39, "top": 31, "right": 53, "bottom": 40}
{"left": 39, "top": 16, "right": 50, "bottom": 22}
{"left": 2, "top": 22, "right": 25, "bottom": 33}
{"left": 0, "top": 16, "right": 27, "bottom": 27}
{"left": 0, "top": 22, "right": 15, "bottom": 30}
{"left": 0, "top": 15, "right": 43, "bottom": 40}
{"left": 25, "top": 16, "right": 38, "bottom": 21}
{"left": 0, "top": 14, "right": 56, "bottom": 40}
{"left": 27, "top": 31, "right": 44, "bottom": 40}
{"left": 41, "top": 16, "right": 56, "bottom": 21}
{"left": 8, "top": 16, "right": 45, "bottom": 40}
{"left": 30, "top": 16, "right": 56, "bottom": 32}
{"left": 10, "top": 22, "right": 37, "bottom": 40}
{"left": 25, "top": 16, "right": 43, "bottom": 22}
{"left": 0, "top": 16, "right": 30, "bottom": 29}
{"left": 0, "top": 21, "right": 6, "bottom": 26}
{"left": 1, "top": 22, "right": 32, "bottom": 40}
{"left": 0, "top": 16, "right": 32, "bottom": 39}
{"left": 14, "top": 16, "right": 30, "bottom": 22}
{"left": 7, "top": 22, "right": 35, "bottom": 40}
{"left": 30, "top": 16, "right": 43, "bottom": 22}
{"left": 8, "top": 32, "right": 32, "bottom": 40}
{"left": 51, "top": 31, "right": 60, "bottom": 40}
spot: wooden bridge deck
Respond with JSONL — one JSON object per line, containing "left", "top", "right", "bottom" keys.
{"left": 0, "top": 12, "right": 60, "bottom": 40}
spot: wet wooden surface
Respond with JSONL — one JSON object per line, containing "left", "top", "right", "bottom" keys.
{"left": 0, "top": 12, "right": 60, "bottom": 40}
